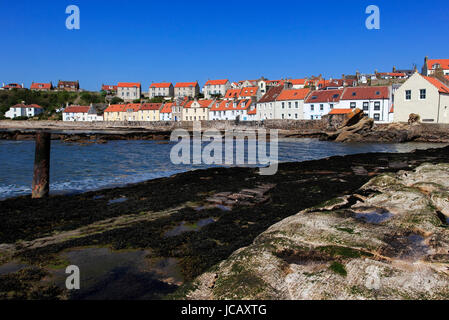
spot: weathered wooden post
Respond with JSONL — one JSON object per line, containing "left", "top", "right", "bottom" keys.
{"left": 32, "top": 131, "right": 51, "bottom": 199}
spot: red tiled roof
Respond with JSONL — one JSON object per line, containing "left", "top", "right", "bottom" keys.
{"left": 289, "top": 79, "right": 307, "bottom": 85}
{"left": 328, "top": 109, "right": 353, "bottom": 115}
{"left": 210, "top": 99, "right": 252, "bottom": 111}
{"left": 140, "top": 103, "right": 162, "bottom": 111}
{"left": 118, "top": 82, "right": 141, "bottom": 88}
{"left": 205, "top": 79, "right": 229, "bottom": 86}
{"left": 423, "top": 76, "right": 449, "bottom": 94}
{"left": 123, "top": 103, "right": 142, "bottom": 112}
{"left": 305, "top": 89, "right": 344, "bottom": 103}
{"left": 102, "top": 84, "right": 117, "bottom": 91}
{"left": 104, "top": 104, "right": 126, "bottom": 113}
{"left": 239, "top": 86, "right": 258, "bottom": 97}
{"left": 378, "top": 72, "right": 406, "bottom": 77}
{"left": 63, "top": 105, "right": 89, "bottom": 113}
{"left": 31, "top": 83, "right": 52, "bottom": 90}
{"left": 175, "top": 82, "right": 198, "bottom": 88}
{"left": 225, "top": 89, "right": 241, "bottom": 99}
{"left": 184, "top": 99, "right": 214, "bottom": 109}
{"left": 341, "top": 86, "right": 389, "bottom": 100}
{"left": 160, "top": 102, "right": 173, "bottom": 114}
{"left": 150, "top": 82, "right": 172, "bottom": 88}
{"left": 427, "top": 59, "right": 449, "bottom": 70}
{"left": 277, "top": 89, "right": 310, "bottom": 101}
{"left": 3, "top": 83, "right": 23, "bottom": 89}
{"left": 258, "top": 86, "right": 284, "bottom": 103}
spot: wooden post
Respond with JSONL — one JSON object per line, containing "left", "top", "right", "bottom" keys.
{"left": 32, "top": 131, "right": 51, "bottom": 199}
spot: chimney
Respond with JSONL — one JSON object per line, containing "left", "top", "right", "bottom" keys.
{"left": 425, "top": 56, "right": 428, "bottom": 63}
{"left": 283, "top": 81, "right": 292, "bottom": 90}
{"left": 342, "top": 74, "right": 345, "bottom": 79}
{"left": 392, "top": 66, "right": 396, "bottom": 72}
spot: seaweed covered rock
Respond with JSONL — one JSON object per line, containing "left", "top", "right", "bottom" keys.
{"left": 187, "top": 163, "right": 449, "bottom": 300}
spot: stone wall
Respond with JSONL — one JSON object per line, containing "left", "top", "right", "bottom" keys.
{"left": 0, "top": 115, "right": 347, "bottom": 132}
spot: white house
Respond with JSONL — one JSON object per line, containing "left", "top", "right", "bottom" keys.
{"left": 160, "top": 102, "right": 173, "bottom": 121}
{"left": 203, "top": 79, "right": 230, "bottom": 99}
{"left": 117, "top": 82, "right": 141, "bottom": 102}
{"left": 394, "top": 72, "right": 449, "bottom": 123}
{"left": 274, "top": 88, "right": 311, "bottom": 120}
{"left": 338, "top": 86, "right": 391, "bottom": 123}
{"left": 63, "top": 105, "right": 90, "bottom": 122}
{"left": 149, "top": 83, "right": 174, "bottom": 99}
{"left": 422, "top": 57, "right": 449, "bottom": 76}
{"left": 5, "top": 103, "right": 43, "bottom": 119}
{"left": 209, "top": 99, "right": 253, "bottom": 121}
{"left": 256, "top": 86, "right": 283, "bottom": 120}
{"left": 304, "top": 89, "right": 343, "bottom": 120}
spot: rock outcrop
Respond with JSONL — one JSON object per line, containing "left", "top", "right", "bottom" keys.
{"left": 187, "top": 163, "right": 449, "bottom": 300}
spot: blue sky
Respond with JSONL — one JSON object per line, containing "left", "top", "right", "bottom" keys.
{"left": 0, "top": 0, "right": 448, "bottom": 91}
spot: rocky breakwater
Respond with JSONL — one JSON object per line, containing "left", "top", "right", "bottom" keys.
{"left": 325, "top": 109, "right": 449, "bottom": 143}
{"left": 187, "top": 163, "right": 449, "bottom": 300}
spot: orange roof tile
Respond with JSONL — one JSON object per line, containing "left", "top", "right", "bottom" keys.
{"left": 175, "top": 82, "right": 198, "bottom": 88}
{"left": 63, "top": 105, "right": 90, "bottom": 113}
{"left": 423, "top": 76, "right": 449, "bottom": 94}
{"left": 427, "top": 59, "right": 449, "bottom": 70}
{"left": 160, "top": 103, "right": 173, "bottom": 114}
{"left": 341, "top": 86, "right": 390, "bottom": 100}
{"left": 205, "top": 79, "right": 229, "bottom": 86}
{"left": 118, "top": 82, "right": 141, "bottom": 88}
{"left": 289, "top": 79, "right": 307, "bottom": 85}
{"left": 328, "top": 109, "right": 353, "bottom": 115}
{"left": 150, "top": 82, "right": 172, "bottom": 88}
{"left": 225, "top": 89, "right": 241, "bottom": 99}
{"left": 305, "top": 89, "right": 344, "bottom": 103}
{"left": 210, "top": 99, "right": 252, "bottom": 111}
{"left": 277, "top": 89, "right": 310, "bottom": 101}
{"left": 239, "top": 86, "right": 258, "bottom": 97}
{"left": 140, "top": 103, "right": 162, "bottom": 111}
{"left": 30, "top": 83, "right": 52, "bottom": 90}
{"left": 104, "top": 104, "right": 126, "bottom": 113}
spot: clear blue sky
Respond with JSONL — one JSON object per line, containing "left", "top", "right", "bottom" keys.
{"left": 1, "top": 0, "right": 448, "bottom": 91}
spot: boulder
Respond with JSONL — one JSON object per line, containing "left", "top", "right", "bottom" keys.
{"left": 187, "top": 163, "right": 449, "bottom": 300}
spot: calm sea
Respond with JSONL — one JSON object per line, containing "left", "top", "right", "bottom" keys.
{"left": 0, "top": 138, "right": 445, "bottom": 200}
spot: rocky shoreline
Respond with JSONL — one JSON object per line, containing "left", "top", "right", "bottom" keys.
{"left": 0, "top": 145, "right": 449, "bottom": 299}
{"left": 1, "top": 116, "right": 449, "bottom": 143}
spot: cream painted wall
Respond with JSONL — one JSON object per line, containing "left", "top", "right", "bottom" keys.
{"left": 394, "top": 73, "right": 441, "bottom": 123}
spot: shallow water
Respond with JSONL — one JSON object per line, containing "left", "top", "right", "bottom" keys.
{"left": 48, "top": 247, "right": 182, "bottom": 300}
{"left": 164, "top": 218, "right": 216, "bottom": 237}
{"left": 0, "top": 139, "right": 445, "bottom": 200}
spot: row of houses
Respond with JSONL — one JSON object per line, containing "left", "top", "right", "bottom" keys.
{"left": 61, "top": 70, "right": 449, "bottom": 125}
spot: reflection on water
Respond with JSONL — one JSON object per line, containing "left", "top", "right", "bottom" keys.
{"left": 0, "top": 139, "right": 446, "bottom": 199}
{"left": 164, "top": 218, "right": 217, "bottom": 238}
{"left": 48, "top": 247, "right": 182, "bottom": 300}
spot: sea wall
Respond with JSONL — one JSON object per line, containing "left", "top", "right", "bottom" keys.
{"left": 0, "top": 115, "right": 345, "bottom": 132}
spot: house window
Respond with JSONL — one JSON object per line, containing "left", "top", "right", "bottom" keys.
{"left": 282, "top": 102, "right": 285, "bottom": 109}
{"left": 288, "top": 102, "right": 292, "bottom": 108}
{"left": 363, "top": 102, "right": 369, "bottom": 111}
{"left": 295, "top": 102, "right": 299, "bottom": 108}
{"left": 350, "top": 102, "right": 356, "bottom": 109}
{"left": 405, "top": 90, "right": 411, "bottom": 100}
{"left": 374, "top": 114, "right": 380, "bottom": 121}
{"left": 320, "top": 104, "right": 324, "bottom": 111}
{"left": 420, "top": 89, "right": 426, "bottom": 99}
{"left": 310, "top": 105, "right": 314, "bottom": 111}
{"left": 330, "top": 104, "right": 334, "bottom": 109}
{"left": 374, "top": 102, "right": 380, "bottom": 111}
